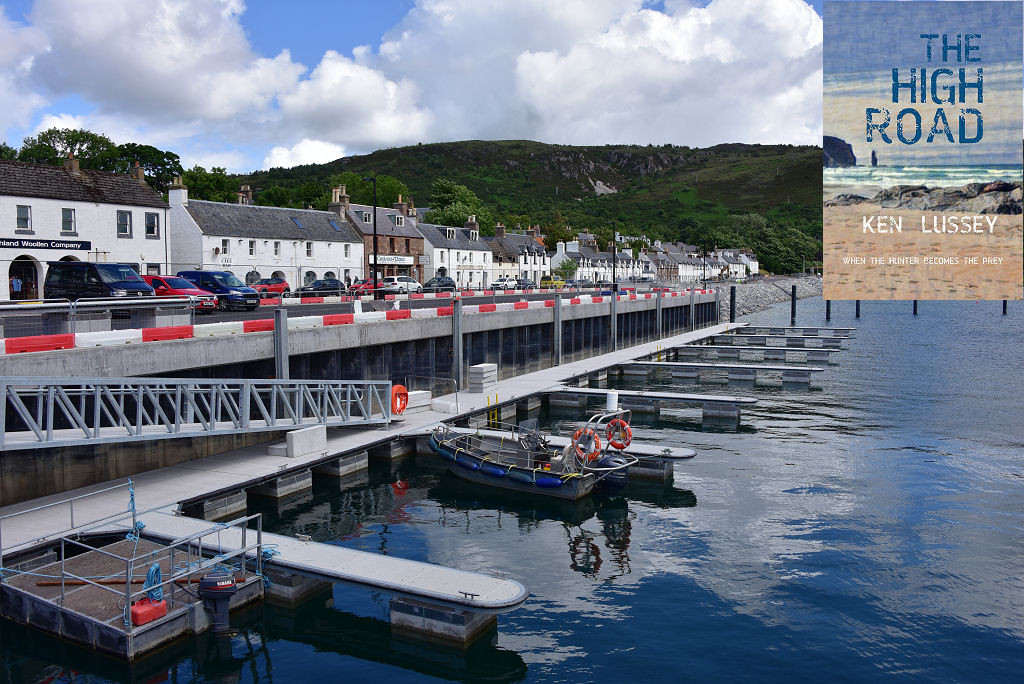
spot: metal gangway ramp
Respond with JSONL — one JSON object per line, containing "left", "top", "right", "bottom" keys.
{"left": 0, "top": 377, "right": 393, "bottom": 450}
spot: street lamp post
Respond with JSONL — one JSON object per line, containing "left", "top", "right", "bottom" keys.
{"left": 612, "top": 231, "right": 617, "bottom": 292}
{"left": 362, "top": 176, "right": 379, "bottom": 299}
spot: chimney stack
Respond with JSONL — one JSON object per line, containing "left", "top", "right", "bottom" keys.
{"left": 494, "top": 222, "right": 506, "bottom": 237}
{"left": 238, "top": 184, "right": 253, "bottom": 205}
{"left": 464, "top": 214, "right": 479, "bottom": 231}
{"left": 130, "top": 160, "right": 147, "bottom": 184}
{"left": 406, "top": 196, "right": 415, "bottom": 217}
{"left": 328, "top": 185, "right": 347, "bottom": 219}
{"left": 393, "top": 193, "right": 408, "bottom": 216}
{"left": 526, "top": 226, "right": 537, "bottom": 239}
{"left": 339, "top": 185, "right": 350, "bottom": 212}
{"left": 169, "top": 176, "right": 188, "bottom": 207}
{"left": 63, "top": 153, "right": 81, "bottom": 175}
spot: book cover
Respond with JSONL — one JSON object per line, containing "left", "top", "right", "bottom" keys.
{"left": 823, "top": 0, "right": 1023, "bottom": 300}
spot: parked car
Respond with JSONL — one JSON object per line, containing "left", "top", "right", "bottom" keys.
{"left": 563, "top": 279, "right": 582, "bottom": 289}
{"left": 517, "top": 278, "right": 538, "bottom": 290}
{"left": 578, "top": 279, "right": 595, "bottom": 289}
{"left": 44, "top": 262, "right": 154, "bottom": 300}
{"left": 296, "top": 279, "right": 346, "bottom": 295}
{"left": 348, "top": 278, "right": 376, "bottom": 294}
{"left": 142, "top": 275, "right": 216, "bottom": 310}
{"left": 176, "top": 270, "right": 259, "bottom": 311}
{"left": 252, "top": 277, "right": 290, "bottom": 298}
{"left": 539, "top": 275, "right": 565, "bottom": 288}
{"left": 423, "top": 276, "right": 457, "bottom": 293}
{"left": 492, "top": 277, "right": 518, "bottom": 290}
{"left": 380, "top": 276, "right": 422, "bottom": 294}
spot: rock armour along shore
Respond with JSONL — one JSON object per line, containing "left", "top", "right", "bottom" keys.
{"left": 715, "top": 276, "right": 823, "bottom": 320}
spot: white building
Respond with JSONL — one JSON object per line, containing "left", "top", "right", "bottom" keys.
{"left": 1, "top": 157, "right": 170, "bottom": 300}
{"left": 486, "top": 224, "right": 550, "bottom": 284}
{"left": 168, "top": 181, "right": 364, "bottom": 288}
{"left": 416, "top": 216, "right": 493, "bottom": 286}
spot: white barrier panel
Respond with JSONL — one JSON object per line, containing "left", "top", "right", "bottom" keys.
{"left": 411, "top": 308, "right": 439, "bottom": 318}
{"left": 353, "top": 311, "right": 387, "bottom": 323}
{"left": 560, "top": 299, "right": 571, "bottom": 306}
{"left": 577, "top": 295, "right": 592, "bottom": 304}
{"left": 321, "top": 296, "right": 343, "bottom": 304}
{"left": 462, "top": 305, "right": 481, "bottom": 315}
{"left": 359, "top": 295, "right": 374, "bottom": 302}
{"left": 74, "top": 329, "right": 143, "bottom": 347}
{"left": 193, "top": 321, "right": 244, "bottom": 337}
{"left": 494, "top": 302, "right": 515, "bottom": 312}
{"left": 527, "top": 300, "right": 547, "bottom": 309}
{"left": 288, "top": 315, "right": 324, "bottom": 330}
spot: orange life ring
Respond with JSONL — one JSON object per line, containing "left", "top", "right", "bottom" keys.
{"left": 572, "top": 427, "right": 602, "bottom": 462}
{"left": 391, "top": 385, "right": 409, "bottom": 415}
{"left": 606, "top": 419, "right": 632, "bottom": 450}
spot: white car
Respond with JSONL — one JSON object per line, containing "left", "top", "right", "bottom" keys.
{"left": 492, "top": 277, "right": 518, "bottom": 290}
{"left": 380, "top": 275, "right": 422, "bottom": 294}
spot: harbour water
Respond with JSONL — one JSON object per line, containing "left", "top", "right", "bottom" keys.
{"left": 3, "top": 297, "right": 1023, "bottom": 682}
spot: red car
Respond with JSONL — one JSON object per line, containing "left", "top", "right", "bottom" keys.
{"left": 348, "top": 278, "right": 376, "bottom": 294}
{"left": 253, "top": 277, "right": 290, "bottom": 298}
{"left": 142, "top": 275, "right": 217, "bottom": 310}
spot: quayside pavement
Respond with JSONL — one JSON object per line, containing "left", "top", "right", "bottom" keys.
{"left": 0, "top": 321, "right": 739, "bottom": 554}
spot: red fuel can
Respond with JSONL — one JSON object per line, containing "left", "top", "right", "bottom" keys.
{"left": 131, "top": 597, "right": 168, "bottom": 626}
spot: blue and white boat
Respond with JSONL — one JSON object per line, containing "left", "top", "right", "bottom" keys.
{"left": 428, "top": 410, "right": 639, "bottom": 501}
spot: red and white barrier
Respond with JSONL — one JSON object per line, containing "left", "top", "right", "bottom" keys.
{"left": 75, "top": 329, "right": 143, "bottom": 347}
{"left": 193, "top": 321, "right": 244, "bottom": 337}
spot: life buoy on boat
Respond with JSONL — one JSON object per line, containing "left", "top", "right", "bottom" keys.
{"left": 606, "top": 419, "right": 633, "bottom": 450}
{"left": 572, "top": 428, "right": 602, "bottom": 462}
{"left": 391, "top": 385, "right": 409, "bottom": 414}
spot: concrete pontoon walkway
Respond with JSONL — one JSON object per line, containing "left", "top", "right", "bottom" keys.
{"left": 1, "top": 321, "right": 739, "bottom": 603}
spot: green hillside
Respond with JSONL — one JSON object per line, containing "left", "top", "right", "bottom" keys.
{"left": 234, "top": 140, "right": 824, "bottom": 274}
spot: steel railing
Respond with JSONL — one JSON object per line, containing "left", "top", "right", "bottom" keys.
{"left": 0, "top": 377, "right": 392, "bottom": 450}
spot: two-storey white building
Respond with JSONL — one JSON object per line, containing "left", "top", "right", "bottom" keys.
{"left": 169, "top": 181, "right": 364, "bottom": 288}
{"left": 1, "top": 157, "right": 170, "bottom": 300}
{"left": 416, "top": 215, "right": 493, "bottom": 286}
{"left": 485, "top": 224, "right": 549, "bottom": 284}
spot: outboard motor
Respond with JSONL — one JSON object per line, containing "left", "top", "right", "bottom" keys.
{"left": 197, "top": 570, "right": 238, "bottom": 634}
{"left": 593, "top": 454, "right": 631, "bottom": 494}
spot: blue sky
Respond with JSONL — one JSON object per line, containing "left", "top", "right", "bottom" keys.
{"left": 0, "top": 0, "right": 1013, "bottom": 173}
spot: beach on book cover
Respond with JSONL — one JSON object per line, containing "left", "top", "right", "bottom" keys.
{"left": 823, "top": 0, "right": 1023, "bottom": 300}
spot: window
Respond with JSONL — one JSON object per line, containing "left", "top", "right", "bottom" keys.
{"left": 221, "top": 238, "right": 230, "bottom": 254}
{"left": 441, "top": 252, "right": 445, "bottom": 263}
{"left": 274, "top": 241, "right": 281, "bottom": 256}
{"left": 389, "top": 238, "right": 395, "bottom": 252}
{"left": 61, "top": 208, "right": 76, "bottom": 234}
{"left": 396, "top": 215, "right": 404, "bottom": 227}
{"left": 362, "top": 212, "right": 371, "bottom": 222}
{"left": 306, "top": 242, "right": 313, "bottom": 257}
{"left": 16, "top": 205, "right": 32, "bottom": 233}
{"left": 116, "top": 210, "right": 132, "bottom": 238}
{"left": 404, "top": 239, "right": 410, "bottom": 253}
{"left": 291, "top": 217, "right": 304, "bottom": 229}
{"left": 329, "top": 218, "right": 342, "bottom": 231}
{"left": 344, "top": 244, "right": 350, "bottom": 258}
{"left": 142, "top": 212, "right": 159, "bottom": 239}
{"left": 146, "top": 264, "right": 160, "bottom": 275}
{"left": 249, "top": 240, "right": 256, "bottom": 256}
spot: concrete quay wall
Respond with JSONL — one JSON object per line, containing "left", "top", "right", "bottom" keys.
{"left": 717, "top": 276, "right": 823, "bottom": 320}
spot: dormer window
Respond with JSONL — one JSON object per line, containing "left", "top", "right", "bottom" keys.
{"left": 470, "top": 230, "right": 478, "bottom": 241}
{"left": 396, "top": 215, "right": 404, "bottom": 227}
{"left": 362, "top": 211, "right": 371, "bottom": 222}
{"left": 446, "top": 228, "right": 455, "bottom": 240}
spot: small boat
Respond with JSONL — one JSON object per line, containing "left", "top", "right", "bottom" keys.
{"left": 428, "top": 409, "right": 639, "bottom": 500}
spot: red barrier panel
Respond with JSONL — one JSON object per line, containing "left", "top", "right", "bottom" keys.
{"left": 478, "top": 304, "right": 497, "bottom": 313}
{"left": 409, "top": 293, "right": 424, "bottom": 299}
{"left": 482, "top": 290, "right": 494, "bottom": 295}
{"left": 300, "top": 296, "right": 324, "bottom": 304}
{"left": 570, "top": 297, "right": 581, "bottom": 304}
{"left": 629, "top": 294, "right": 637, "bottom": 300}
{"left": 462, "top": 290, "right": 476, "bottom": 297}
{"left": 544, "top": 300, "right": 556, "bottom": 307}
{"left": 5, "top": 333, "right": 76, "bottom": 354}
{"left": 513, "top": 301, "right": 529, "bottom": 310}
{"left": 142, "top": 325, "right": 194, "bottom": 342}
{"left": 258, "top": 299, "right": 277, "bottom": 306}
{"left": 384, "top": 294, "right": 396, "bottom": 301}
{"left": 386, "top": 309, "right": 412, "bottom": 320}
{"left": 323, "top": 313, "right": 354, "bottom": 326}
{"left": 437, "top": 306, "right": 454, "bottom": 316}
{"left": 242, "top": 319, "right": 275, "bottom": 333}
{"left": 592, "top": 296, "right": 604, "bottom": 303}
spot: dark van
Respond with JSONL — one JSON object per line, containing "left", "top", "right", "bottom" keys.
{"left": 176, "top": 270, "right": 260, "bottom": 310}
{"left": 44, "top": 262, "right": 154, "bottom": 300}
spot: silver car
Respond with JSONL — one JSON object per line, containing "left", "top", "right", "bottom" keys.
{"left": 380, "top": 275, "right": 423, "bottom": 294}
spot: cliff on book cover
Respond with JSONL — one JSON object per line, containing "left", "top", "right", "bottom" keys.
{"left": 823, "top": 0, "right": 1023, "bottom": 301}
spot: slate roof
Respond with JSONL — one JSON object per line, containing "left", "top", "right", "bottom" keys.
{"left": 186, "top": 200, "right": 362, "bottom": 242}
{"left": 417, "top": 222, "right": 491, "bottom": 251}
{"left": 0, "top": 159, "right": 167, "bottom": 208}
{"left": 487, "top": 232, "right": 547, "bottom": 260}
{"left": 347, "top": 203, "right": 423, "bottom": 239}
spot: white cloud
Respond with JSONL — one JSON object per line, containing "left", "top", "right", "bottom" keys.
{"left": 33, "top": 112, "right": 85, "bottom": 133}
{"left": 263, "top": 138, "right": 347, "bottom": 169}
{"left": 0, "top": 7, "right": 48, "bottom": 138}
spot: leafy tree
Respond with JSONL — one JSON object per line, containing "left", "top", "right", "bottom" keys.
{"left": 18, "top": 128, "right": 116, "bottom": 167}
{"left": 423, "top": 178, "right": 495, "bottom": 233}
{"left": 554, "top": 259, "right": 578, "bottom": 280}
{"left": 327, "top": 171, "right": 410, "bottom": 207}
{"left": 182, "top": 165, "right": 237, "bottom": 203}
{"left": 0, "top": 142, "right": 16, "bottom": 160}
{"left": 256, "top": 185, "right": 294, "bottom": 207}
{"left": 102, "top": 143, "right": 183, "bottom": 192}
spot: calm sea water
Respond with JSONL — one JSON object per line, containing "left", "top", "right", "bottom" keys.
{"left": 3, "top": 297, "right": 1023, "bottom": 683}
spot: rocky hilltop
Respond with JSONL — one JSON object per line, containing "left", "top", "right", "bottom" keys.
{"left": 823, "top": 136, "right": 856, "bottom": 167}
{"left": 825, "top": 181, "right": 1023, "bottom": 214}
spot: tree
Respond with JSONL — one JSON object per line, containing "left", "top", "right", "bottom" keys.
{"left": 327, "top": 172, "right": 410, "bottom": 207}
{"left": 423, "top": 178, "right": 495, "bottom": 233}
{"left": 18, "top": 128, "right": 116, "bottom": 168}
{"left": 554, "top": 259, "right": 578, "bottom": 280}
{"left": 102, "top": 143, "right": 183, "bottom": 192}
{"left": 256, "top": 185, "right": 294, "bottom": 208}
{"left": 182, "top": 165, "right": 237, "bottom": 203}
{"left": 0, "top": 142, "right": 16, "bottom": 160}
